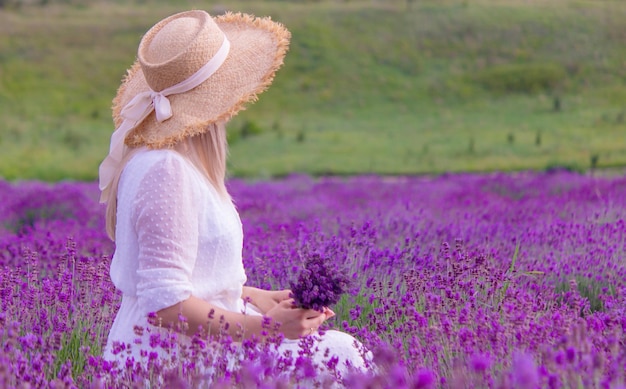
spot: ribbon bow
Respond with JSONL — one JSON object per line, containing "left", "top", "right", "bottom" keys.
{"left": 122, "top": 91, "right": 174, "bottom": 124}
{"left": 98, "top": 36, "right": 230, "bottom": 203}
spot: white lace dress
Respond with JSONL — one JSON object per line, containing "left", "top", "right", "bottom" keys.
{"left": 102, "top": 149, "right": 367, "bottom": 377}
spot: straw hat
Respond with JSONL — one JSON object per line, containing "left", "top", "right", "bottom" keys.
{"left": 112, "top": 9, "right": 291, "bottom": 148}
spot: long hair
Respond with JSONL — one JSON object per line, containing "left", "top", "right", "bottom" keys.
{"left": 104, "top": 122, "right": 229, "bottom": 241}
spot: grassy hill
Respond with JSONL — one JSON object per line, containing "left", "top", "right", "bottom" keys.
{"left": 1, "top": 0, "right": 625, "bottom": 181}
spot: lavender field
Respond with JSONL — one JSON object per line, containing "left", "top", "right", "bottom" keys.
{"left": 1, "top": 172, "right": 626, "bottom": 388}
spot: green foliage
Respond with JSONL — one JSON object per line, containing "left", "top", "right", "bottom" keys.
{"left": 590, "top": 153, "right": 599, "bottom": 170}
{"left": 507, "top": 133, "right": 515, "bottom": 145}
{"left": 226, "top": 129, "right": 241, "bottom": 145}
{"left": 61, "top": 128, "right": 88, "bottom": 150}
{"left": 9, "top": 207, "right": 53, "bottom": 233}
{"left": 227, "top": 119, "right": 264, "bottom": 144}
{"left": 6, "top": 201, "right": 77, "bottom": 233}
{"left": 240, "top": 120, "right": 263, "bottom": 138}
{"left": 52, "top": 325, "right": 101, "bottom": 380}
{"left": 1, "top": 0, "right": 626, "bottom": 180}
{"left": 553, "top": 96, "right": 562, "bottom": 112}
{"left": 332, "top": 293, "right": 379, "bottom": 331}
{"left": 474, "top": 63, "right": 567, "bottom": 94}
{"left": 498, "top": 241, "right": 520, "bottom": 306}
{"left": 544, "top": 161, "right": 585, "bottom": 174}
{"left": 554, "top": 276, "right": 616, "bottom": 314}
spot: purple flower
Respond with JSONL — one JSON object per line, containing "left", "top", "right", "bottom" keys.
{"left": 511, "top": 351, "right": 539, "bottom": 389}
{"left": 470, "top": 353, "right": 491, "bottom": 372}
{"left": 290, "top": 254, "right": 350, "bottom": 311}
{"left": 413, "top": 368, "right": 436, "bottom": 388}
{"left": 294, "top": 355, "right": 317, "bottom": 379}
{"left": 3, "top": 171, "right": 626, "bottom": 387}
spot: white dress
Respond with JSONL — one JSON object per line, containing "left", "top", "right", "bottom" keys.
{"left": 102, "top": 148, "right": 367, "bottom": 379}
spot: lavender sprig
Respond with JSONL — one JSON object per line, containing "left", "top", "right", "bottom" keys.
{"left": 290, "top": 254, "right": 350, "bottom": 311}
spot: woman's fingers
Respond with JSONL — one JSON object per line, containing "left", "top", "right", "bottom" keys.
{"left": 266, "top": 300, "right": 335, "bottom": 338}
{"left": 303, "top": 308, "right": 325, "bottom": 320}
{"left": 275, "top": 289, "right": 292, "bottom": 301}
{"left": 304, "top": 313, "right": 327, "bottom": 331}
{"left": 278, "top": 298, "right": 296, "bottom": 308}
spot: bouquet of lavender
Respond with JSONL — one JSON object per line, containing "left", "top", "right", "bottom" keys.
{"left": 289, "top": 254, "right": 350, "bottom": 312}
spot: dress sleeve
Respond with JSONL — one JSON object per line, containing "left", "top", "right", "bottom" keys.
{"left": 132, "top": 154, "right": 199, "bottom": 317}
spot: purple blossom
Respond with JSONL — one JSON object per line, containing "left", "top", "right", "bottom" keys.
{"left": 413, "top": 368, "right": 436, "bottom": 388}
{"left": 511, "top": 351, "right": 539, "bottom": 389}
{"left": 469, "top": 353, "right": 491, "bottom": 372}
{"left": 1, "top": 172, "right": 626, "bottom": 386}
{"left": 289, "top": 254, "right": 350, "bottom": 311}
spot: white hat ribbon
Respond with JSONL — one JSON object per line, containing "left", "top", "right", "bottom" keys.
{"left": 98, "top": 35, "right": 230, "bottom": 203}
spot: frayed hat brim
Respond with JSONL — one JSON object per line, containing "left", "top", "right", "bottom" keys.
{"left": 111, "top": 11, "right": 291, "bottom": 149}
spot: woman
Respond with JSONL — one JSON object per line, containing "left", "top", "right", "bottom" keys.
{"left": 99, "top": 9, "right": 368, "bottom": 381}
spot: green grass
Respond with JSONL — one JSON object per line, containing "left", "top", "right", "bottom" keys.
{"left": 554, "top": 275, "right": 617, "bottom": 314}
{"left": 1, "top": 0, "right": 625, "bottom": 181}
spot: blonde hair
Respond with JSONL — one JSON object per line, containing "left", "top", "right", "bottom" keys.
{"left": 105, "top": 122, "right": 229, "bottom": 241}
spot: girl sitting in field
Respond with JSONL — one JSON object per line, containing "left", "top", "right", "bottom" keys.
{"left": 98, "top": 9, "right": 368, "bottom": 383}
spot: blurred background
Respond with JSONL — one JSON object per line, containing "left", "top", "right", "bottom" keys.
{"left": 0, "top": 0, "right": 625, "bottom": 181}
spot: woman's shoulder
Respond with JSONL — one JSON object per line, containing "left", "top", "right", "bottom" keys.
{"left": 128, "top": 148, "right": 185, "bottom": 166}
{"left": 126, "top": 148, "right": 192, "bottom": 176}
{"left": 123, "top": 148, "right": 223, "bottom": 203}
{"left": 119, "top": 149, "right": 200, "bottom": 194}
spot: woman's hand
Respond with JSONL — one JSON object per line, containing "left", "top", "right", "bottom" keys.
{"left": 265, "top": 299, "right": 333, "bottom": 339}
{"left": 242, "top": 286, "right": 291, "bottom": 314}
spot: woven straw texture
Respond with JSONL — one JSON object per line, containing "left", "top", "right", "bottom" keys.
{"left": 111, "top": 10, "right": 291, "bottom": 148}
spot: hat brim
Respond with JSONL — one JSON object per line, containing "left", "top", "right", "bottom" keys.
{"left": 112, "top": 12, "right": 291, "bottom": 149}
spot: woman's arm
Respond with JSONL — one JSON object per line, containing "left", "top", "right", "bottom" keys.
{"left": 132, "top": 158, "right": 327, "bottom": 340}
{"left": 156, "top": 294, "right": 328, "bottom": 340}
{"left": 240, "top": 286, "right": 336, "bottom": 324}
{"left": 241, "top": 286, "right": 291, "bottom": 314}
